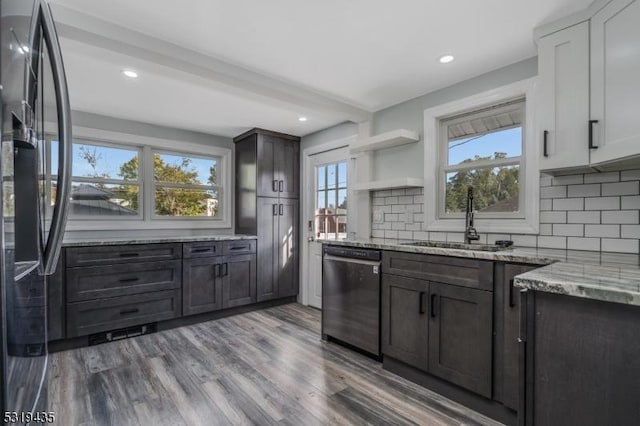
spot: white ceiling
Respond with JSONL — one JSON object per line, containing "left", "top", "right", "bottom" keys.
{"left": 50, "top": 0, "right": 592, "bottom": 137}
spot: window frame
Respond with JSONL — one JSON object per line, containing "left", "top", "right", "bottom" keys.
{"left": 423, "top": 78, "right": 539, "bottom": 235}
{"left": 44, "top": 124, "right": 233, "bottom": 231}
{"left": 150, "top": 149, "right": 223, "bottom": 220}
{"left": 47, "top": 137, "right": 144, "bottom": 220}
{"left": 438, "top": 99, "right": 526, "bottom": 220}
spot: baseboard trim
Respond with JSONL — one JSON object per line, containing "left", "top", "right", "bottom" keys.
{"left": 384, "top": 356, "right": 516, "bottom": 426}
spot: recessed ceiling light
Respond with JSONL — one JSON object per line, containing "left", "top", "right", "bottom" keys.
{"left": 438, "top": 54, "right": 455, "bottom": 64}
{"left": 122, "top": 69, "right": 139, "bottom": 78}
{"left": 298, "top": 117, "right": 308, "bottom": 122}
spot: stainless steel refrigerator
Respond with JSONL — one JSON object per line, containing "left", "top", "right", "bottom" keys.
{"left": 0, "top": 0, "right": 71, "bottom": 421}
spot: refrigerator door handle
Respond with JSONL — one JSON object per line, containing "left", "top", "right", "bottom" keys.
{"left": 39, "top": 0, "right": 72, "bottom": 275}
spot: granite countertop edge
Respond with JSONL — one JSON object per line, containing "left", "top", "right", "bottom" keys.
{"left": 320, "top": 239, "right": 640, "bottom": 307}
{"left": 62, "top": 234, "right": 257, "bottom": 247}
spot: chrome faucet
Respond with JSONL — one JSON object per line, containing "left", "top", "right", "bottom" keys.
{"left": 465, "top": 187, "right": 480, "bottom": 244}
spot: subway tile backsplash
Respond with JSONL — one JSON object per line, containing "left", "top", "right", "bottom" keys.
{"left": 370, "top": 169, "right": 640, "bottom": 254}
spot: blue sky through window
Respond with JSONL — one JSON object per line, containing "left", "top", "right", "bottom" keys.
{"left": 448, "top": 127, "right": 522, "bottom": 165}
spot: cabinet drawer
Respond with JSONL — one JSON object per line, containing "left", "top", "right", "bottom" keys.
{"left": 223, "top": 239, "right": 256, "bottom": 255}
{"left": 67, "top": 260, "right": 181, "bottom": 302}
{"left": 66, "top": 243, "right": 181, "bottom": 267}
{"left": 183, "top": 241, "right": 222, "bottom": 258}
{"left": 382, "top": 251, "right": 493, "bottom": 291}
{"left": 66, "top": 290, "right": 181, "bottom": 337}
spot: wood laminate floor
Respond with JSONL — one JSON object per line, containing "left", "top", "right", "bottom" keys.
{"left": 48, "top": 303, "right": 502, "bottom": 426}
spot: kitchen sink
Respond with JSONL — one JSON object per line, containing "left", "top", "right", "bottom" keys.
{"left": 400, "top": 241, "right": 510, "bottom": 252}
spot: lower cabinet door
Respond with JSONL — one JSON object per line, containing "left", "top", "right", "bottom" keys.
{"left": 257, "top": 198, "right": 279, "bottom": 302}
{"left": 277, "top": 198, "right": 299, "bottom": 298}
{"left": 66, "top": 290, "right": 181, "bottom": 337}
{"left": 381, "top": 274, "right": 429, "bottom": 371}
{"left": 222, "top": 254, "right": 257, "bottom": 308}
{"left": 503, "top": 264, "right": 537, "bottom": 410}
{"left": 183, "top": 257, "right": 223, "bottom": 316}
{"left": 428, "top": 282, "right": 493, "bottom": 398}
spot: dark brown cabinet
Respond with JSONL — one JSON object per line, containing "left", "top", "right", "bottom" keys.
{"left": 381, "top": 274, "right": 429, "bottom": 371}
{"left": 257, "top": 197, "right": 299, "bottom": 301}
{"left": 183, "top": 241, "right": 258, "bottom": 314}
{"left": 235, "top": 128, "right": 300, "bottom": 302}
{"left": 65, "top": 243, "right": 184, "bottom": 337}
{"left": 222, "top": 253, "right": 257, "bottom": 308}
{"left": 182, "top": 256, "right": 224, "bottom": 316}
{"left": 428, "top": 282, "right": 493, "bottom": 398}
{"left": 498, "top": 263, "right": 537, "bottom": 411}
{"left": 255, "top": 133, "right": 299, "bottom": 199}
{"left": 381, "top": 251, "right": 494, "bottom": 399}
{"left": 49, "top": 239, "right": 258, "bottom": 343}
{"left": 521, "top": 292, "right": 640, "bottom": 426}
{"left": 47, "top": 252, "right": 65, "bottom": 341}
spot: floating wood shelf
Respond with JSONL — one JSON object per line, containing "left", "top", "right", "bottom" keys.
{"left": 352, "top": 177, "right": 424, "bottom": 191}
{"left": 349, "top": 129, "right": 420, "bottom": 154}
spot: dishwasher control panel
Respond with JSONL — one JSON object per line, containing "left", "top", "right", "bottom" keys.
{"left": 323, "top": 245, "right": 381, "bottom": 261}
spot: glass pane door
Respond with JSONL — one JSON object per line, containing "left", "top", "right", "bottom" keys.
{"left": 315, "top": 160, "right": 348, "bottom": 240}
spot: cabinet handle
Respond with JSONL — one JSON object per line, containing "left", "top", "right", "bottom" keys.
{"left": 119, "top": 252, "right": 140, "bottom": 258}
{"left": 279, "top": 180, "right": 284, "bottom": 192}
{"left": 543, "top": 130, "right": 549, "bottom": 157}
{"left": 214, "top": 263, "right": 220, "bottom": 278}
{"left": 229, "top": 246, "right": 247, "bottom": 251}
{"left": 509, "top": 279, "right": 516, "bottom": 308}
{"left": 192, "top": 247, "right": 213, "bottom": 254}
{"left": 419, "top": 291, "right": 426, "bottom": 314}
{"left": 223, "top": 263, "right": 228, "bottom": 277}
{"left": 430, "top": 294, "right": 438, "bottom": 318}
{"left": 273, "top": 204, "right": 278, "bottom": 216}
{"left": 589, "top": 120, "right": 599, "bottom": 149}
{"left": 279, "top": 204, "right": 284, "bottom": 216}
{"left": 119, "top": 277, "right": 140, "bottom": 283}
{"left": 120, "top": 308, "right": 139, "bottom": 315}
{"left": 272, "top": 180, "right": 278, "bottom": 192}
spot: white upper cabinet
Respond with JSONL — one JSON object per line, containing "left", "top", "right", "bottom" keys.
{"left": 536, "top": 0, "right": 640, "bottom": 172}
{"left": 537, "top": 22, "right": 590, "bottom": 171}
{"left": 590, "top": 0, "right": 640, "bottom": 164}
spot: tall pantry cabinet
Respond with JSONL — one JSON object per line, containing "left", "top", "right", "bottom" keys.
{"left": 234, "top": 128, "right": 300, "bottom": 302}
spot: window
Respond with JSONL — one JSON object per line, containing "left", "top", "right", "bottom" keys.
{"left": 51, "top": 140, "right": 141, "bottom": 218}
{"left": 424, "top": 78, "right": 539, "bottom": 235}
{"left": 440, "top": 99, "right": 524, "bottom": 218}
{"left": 315, "top": 161, "right": 347, "bottom": 240}
{"left": 44, "top": 135, "right": 230, "bottom": 227}
{"left": 153, "top": 152, "right": 220, "bottom": 218}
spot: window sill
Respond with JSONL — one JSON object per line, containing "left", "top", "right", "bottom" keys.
{"left": 64, "top": 219, "right": 232, "bottom": 231}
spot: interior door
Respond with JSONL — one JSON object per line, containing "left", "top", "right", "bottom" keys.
{"left": 305, "top": 148, "right": 349, "bottom": 308}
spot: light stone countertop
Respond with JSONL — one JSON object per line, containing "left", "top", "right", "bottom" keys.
{"left": 320, "top": 238, "right": 640, "bottom": 307}
{"left": 63, "top": 234, "right": 257, "bottom": 247}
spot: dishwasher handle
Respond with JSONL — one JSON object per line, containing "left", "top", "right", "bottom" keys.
{"left": 323, "top": 254, "right": 382, "bottom": 268}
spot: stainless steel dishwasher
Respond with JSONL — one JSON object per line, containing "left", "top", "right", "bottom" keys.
{"left": 322, "top": 245, "right": 381, "bottom": 357}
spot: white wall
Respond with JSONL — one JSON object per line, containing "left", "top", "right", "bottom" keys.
{"left": 64, "top": 111, "right": 235, "bottom": 242}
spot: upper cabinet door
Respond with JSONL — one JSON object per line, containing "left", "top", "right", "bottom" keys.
{"left": 590, "top": 0, "right": 640, "bottom": 164}
{"left": 276, "top": 140, "right": 300, "bottom": 199}
{"left": 256, "top": 135, "right": 279, "bottom": 197}
{"left": 537, "top": 22, "right": 590, "bottom": 171}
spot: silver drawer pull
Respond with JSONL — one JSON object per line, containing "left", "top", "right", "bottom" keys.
{"left": 229, "top": 246, "right": 248, "bottom": 251}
